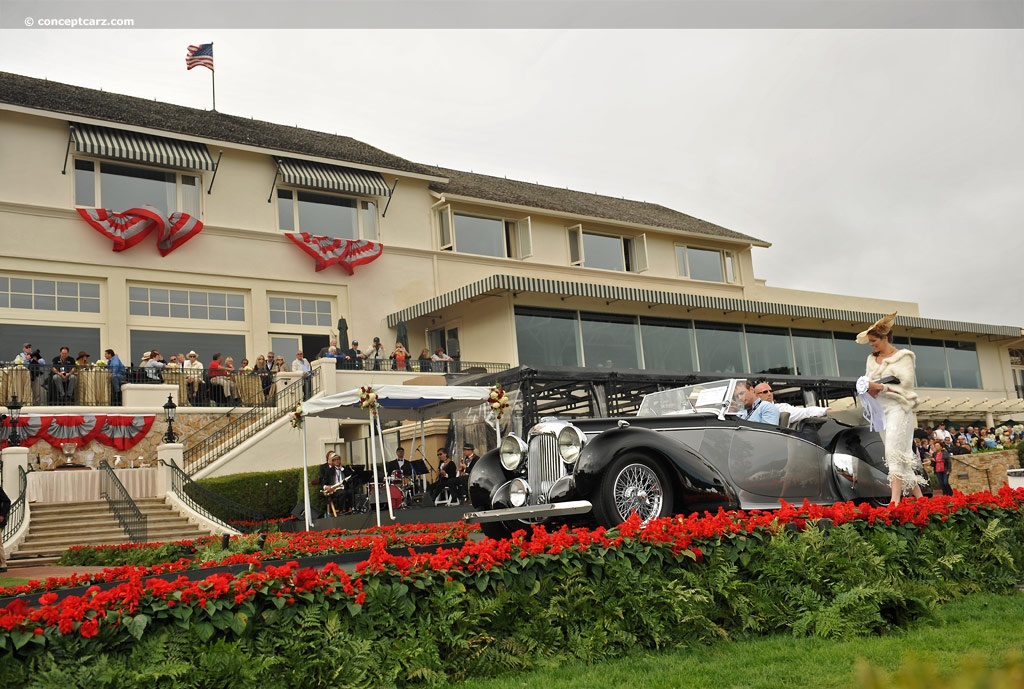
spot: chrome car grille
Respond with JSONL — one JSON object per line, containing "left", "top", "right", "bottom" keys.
{"left": 527, "top": 433, "right": 563, "bottom": 502}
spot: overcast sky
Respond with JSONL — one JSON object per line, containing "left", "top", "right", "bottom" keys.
{"left": 2, "top": 30, "right": 1021, "bottom": 328}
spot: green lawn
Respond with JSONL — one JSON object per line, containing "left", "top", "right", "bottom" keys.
{"left": 456, "top": 592, "right": 1024, "bottom": 689}
{"left": 0, "top": 576, "right": 30, "bottom": 589}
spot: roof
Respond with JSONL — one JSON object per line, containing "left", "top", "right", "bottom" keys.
{"left": 429, "top": 166, "right": 767, "bottom": 245}
{"left": 386, "top": 273, "right": 1023, "bottom": 339}
{"left": 1, "top": 71, "right": 766, "bottom": 245}
{"left": 0, "top": 71, "right": 437, "bottom": 177}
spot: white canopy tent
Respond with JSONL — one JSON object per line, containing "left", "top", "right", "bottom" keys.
{"left": 298, "top": 385, "right": 494, "bottom": 528}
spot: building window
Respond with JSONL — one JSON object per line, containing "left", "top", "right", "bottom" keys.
{"left": 694, "top": 321, "right": 747, "bottom": 374}
{"left": 640, "top": 317, "right": 697, "bottom": 372}
{"left": 277, "top": 189, "right": 378, "bottom": 241}
{"left": 568, "top": 225, "right": 647, "bottom": 273}
{"left": 0, "top": 275, "right": 100, "bottom": 313}
{"left": 910, "top": 338, "right": 950, "bottom": 388}
{"left": 269, "top": 296, "right": 332, "bottom": 327}
{"left": 580, "top": 312, "right": 641, "bottom": 369}
{"left": 745, "top": 325, "right": 795, "bottom": 375}
{"left": 436, "top": 206, "right": 532, "bottom": 259}
{"left": 791, "top": 329, "right": 839, "bottom": 377}
{"left": 74, "top": 159, "right": 201, "bottom": 217}
{"left": 514, "top": 307, "right": 580, "bottom": 367}
{"left": 946, "top": 341, "right": 981, "bottom": 389}
{"left": 129, "top": 286, "right": 244, "bottom": 321}
{"left": 676, "top": 245, "right": 735, "bottom": 283}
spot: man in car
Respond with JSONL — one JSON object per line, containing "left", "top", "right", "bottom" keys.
{"left": 751, "top": 381, "right": 831, "bottom": 427}
{"left": 735, "top": 379, "right": 780, "bottom": 425}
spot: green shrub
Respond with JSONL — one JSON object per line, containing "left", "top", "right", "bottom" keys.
{"left": 195, "top": 468, "right": 303, "bottom": 518}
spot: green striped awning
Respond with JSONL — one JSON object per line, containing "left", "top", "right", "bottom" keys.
{"left": 277, "top": 158, "right": 391, "bottom": 197}
{"left": 72, "top": 123, "right": 216, "bottom": 170}
{"left": 385, "top": 274, "right": 1023, "bottom": 338}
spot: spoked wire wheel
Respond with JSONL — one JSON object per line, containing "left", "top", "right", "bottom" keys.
{"left": 594, "top": 453, "right": 673, "bottom": 527}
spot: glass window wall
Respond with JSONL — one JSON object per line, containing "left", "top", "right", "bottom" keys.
{"left": 745, "top": 325, "right": 794, "bottom": 375}
{"left": 515, "top": 307, "right": 580, "bottom": 367}
{"left": 580, "top": 312, "right": 640, "bottom": 369}
{"left": 694, "top": 321, "right": 747, "bottom": 374}
{"left": 792, "top": 329, "right": 839, "bottom": 377}
{"left": 640, "top": 317, "right": 697, "bottom": 372}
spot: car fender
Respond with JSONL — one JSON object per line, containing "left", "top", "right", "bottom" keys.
{"left": 467, "top": 448, "right": 510, "bottom": 509}
{"left": 573, "top": 426, "right": 737, "bottom": 507}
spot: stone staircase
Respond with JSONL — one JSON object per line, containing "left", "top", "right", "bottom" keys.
{"left": 8, "top": 498, "right": 215, "bottom": 568}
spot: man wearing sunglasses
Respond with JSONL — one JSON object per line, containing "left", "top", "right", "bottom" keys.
{"left": 751, "top": 381, "right": 831, "bottom": 427}
{"left": 735, "top": 379, "right": 780, "bottom": 425}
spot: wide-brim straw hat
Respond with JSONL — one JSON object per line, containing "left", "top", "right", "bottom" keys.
{"left": 856, "top": 312, "right": 897, "bottom": 344}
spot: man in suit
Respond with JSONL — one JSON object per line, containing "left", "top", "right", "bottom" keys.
{"left": 454, "top": 443, "right": 480, "bottom": 502}
{"left": 320, "top": 451, "right": 353, "bottom": 515}
{"left": 429, "top": 447, "right": 458, "bottom": 503}
{"left": 386, "top": 446, "right": 414, "bottom": 479}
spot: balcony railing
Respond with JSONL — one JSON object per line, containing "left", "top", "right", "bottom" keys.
{"left": 323, "top": 358, "right": 510, "bottom": 375}
{"left": 1, "top": 359, "right": 508, "bottom": 407}
{"left": 0, "top": 363, "right": 286, "bottom": 408}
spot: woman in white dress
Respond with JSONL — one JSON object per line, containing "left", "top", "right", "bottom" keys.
{"left": 858, "top": 312, "right": 927, "bottom": 505}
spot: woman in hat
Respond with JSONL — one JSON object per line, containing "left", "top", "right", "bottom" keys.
{"left": 858, "top": 312, "right": 927, "bottom": 505}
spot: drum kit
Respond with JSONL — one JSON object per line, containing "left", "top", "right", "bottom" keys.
{"left": 360, "top": 470, "right": 417, "bottom": 512}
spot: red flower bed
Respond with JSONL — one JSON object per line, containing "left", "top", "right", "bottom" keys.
{"left": 0, "top": 522, "right": 477, "bottom": 599}
{"left": 1, "top": 489, "right": 1022, "bottom": 648}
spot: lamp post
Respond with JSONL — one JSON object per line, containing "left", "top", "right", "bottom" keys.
{"left": 163, "top": 394, "right": 177, "bottom": 444}
{"left": 7, "top": 393, "right": 22, "bottom": 447}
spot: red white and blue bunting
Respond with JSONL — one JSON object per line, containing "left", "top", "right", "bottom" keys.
{"left": 284, "top": 232, "right": 383, "bottom": 275}
{"left": 78, "top": 206, "right": 203, "bottom": 257}
{"left": 0, "top": 414, "right": 156, "bottom": 451}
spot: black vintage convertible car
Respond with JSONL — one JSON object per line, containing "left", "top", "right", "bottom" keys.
{"left": 464, "top": 379, "right": 902, "bottom": 538}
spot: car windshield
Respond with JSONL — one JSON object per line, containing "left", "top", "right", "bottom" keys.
{"left": 636, "top": 379, "right": 745, "bottom": 417}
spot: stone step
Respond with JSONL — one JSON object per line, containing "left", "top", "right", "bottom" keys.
{"left": 6, "top": 554, "right": 64, "bottom": 568}
{"left": 15, "top": 498, "right": 214, "bottom": 560}
{"left": 28, "top": 514, "right": 193, "bottom": 532}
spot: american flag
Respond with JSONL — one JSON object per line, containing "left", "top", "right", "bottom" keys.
{"left": 186, "top": 43, "right": 214, "bottom": 71}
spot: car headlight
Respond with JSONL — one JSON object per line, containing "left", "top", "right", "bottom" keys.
{"left": 509, "top": 478, "right": 530, "bottom": 507}
{"left": 557, "top": 425, "right": 586, "bottom": 464}
{"left": 500, "top": 434, "right": 528, "bottom": 471}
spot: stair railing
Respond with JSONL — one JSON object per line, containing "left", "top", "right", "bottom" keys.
{"left": 97, "top": 460, "right": 148, "bottom": 544}
{"left": 182, "top": 368, "right": 321, "bottom": 475}
{"left": 160, "top": 459, "right": 267, "bottom": 534}
{"left": 1, "top": 466, "right": 28, "bottom": 546}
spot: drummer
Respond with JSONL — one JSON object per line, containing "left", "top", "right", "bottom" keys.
{"left": 386, "top": 446, "right": 415, "bottom": 483}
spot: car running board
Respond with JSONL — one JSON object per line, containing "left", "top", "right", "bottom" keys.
{"left": 463, "top": 500, "right": 593, "bottom": 524}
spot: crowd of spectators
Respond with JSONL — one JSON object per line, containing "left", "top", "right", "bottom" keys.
{"left": 915, "top": 422, "right": 1023, "bottom": 454}
{"left": 914, "top": 422, "right": 1023, "bottom": 496}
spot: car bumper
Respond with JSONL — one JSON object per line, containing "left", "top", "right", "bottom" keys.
{"left": 463, "top": 500, "right": 593, "bottom": 524}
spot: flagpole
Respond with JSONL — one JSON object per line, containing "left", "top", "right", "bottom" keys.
{"left": 210, "top": 42, "right": 216, "bottom": 111}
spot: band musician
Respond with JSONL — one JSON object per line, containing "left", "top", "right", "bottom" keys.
{"left": 319, "top": 451, "right": 354, "bottom": 516}
{"left": 386, "top": 446, "right": 415, "bottom": 481}
{"left": 454, "top": 443, "right": 479, "bottom": 503}
{"left": 429, "top": 447, "right": 458, "bottom": 502}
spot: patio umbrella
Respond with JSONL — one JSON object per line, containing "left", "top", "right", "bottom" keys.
{"left": 337, "top": 318, "right": 349, "bottom": 348}
{"left": 396, "top": 320, "right": 409, "bottom": 350}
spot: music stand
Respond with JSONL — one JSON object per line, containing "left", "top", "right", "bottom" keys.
{"left": 410, "top": 460, "right": 430, "bottom": 494}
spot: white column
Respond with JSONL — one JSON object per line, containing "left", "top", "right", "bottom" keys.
{"left": 156, "top": 442, "right": 185, "bottom": 497}
{"left": 1, "top": 446, "right": 29, "bottom": 494}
